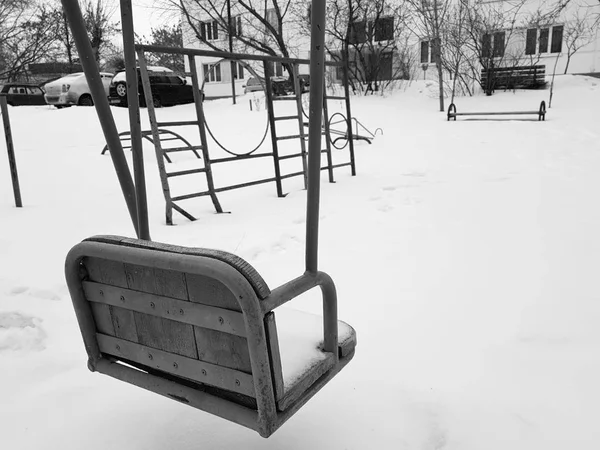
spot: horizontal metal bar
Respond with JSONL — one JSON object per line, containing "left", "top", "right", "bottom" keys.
{"left": 325, "top": 96, "right": 346, "bottom": 100}
{"left": 172, "top": 191, "right": 210, "bottom": 201}
{"left": 280, "top": 171, "right": 305, "bottom": 180}
{"left": 327, "top": 162, "right": 352, "bottom": 170}
{"left": 83, "top": 281, "right": 246, "bottom": 336}
{"left": 276, "top": 134, "right": 302, "bottom": 141}
{"left": 156, "top": 121, "right": 199, "bottom": 127}
{"left": 166, "top": 168, "right": 207, "bottom": 178}
{"left": 136, "top": 44, "right": 344, "bottom": 67}
{"left": 97, "top": 334, "right": 255, "bottom": 397}
{"left": 274, "top": 115, "right": 300, "bottom": 121}
{"left": 272, "top": 96, "right": 297, "bottom": 101}
{"left": 278, "top": 152, "right": 305, "bottom": 161}
{"left": 211, "top": 152, "right": 273, "bottom": 164}
{"left": 163, "top": 145, "right": 203, "bottom": 152}
{"left": 451, "top": 111, "right": 539, "bottom": 116}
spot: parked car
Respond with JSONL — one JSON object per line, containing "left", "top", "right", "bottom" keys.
{"left": 109, "top": 66, "right": 195, "bottom": 108}
{"left": 43, "top": 72, "right": 114, "bottom": 108}
{"left": 243, "top": 77, "right": 265, "bottom": 94}
{"left": 243, "top": 75, "right": 310, "bottom": 96}
{"left": 0, "top": 83, "right": 46, "bottom": 106}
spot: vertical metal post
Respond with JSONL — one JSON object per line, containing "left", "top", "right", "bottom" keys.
{"left": 292, "top": 63, "right": 308, "bottom": 189}
{"left": 227, "top": 0, "right": 237, "bottom": 105}
{"left": 263, "top": 60, "right": 284, "bottom": 198}
{"left": 120, "top": 0, "right": 150, "bottom": 240}
{"left": 343, "top": 59, "right": 356, "bottom": 176}
{"left": 0, "top": 96, "right": 22, "bottom": 207}
{"left": 188, "top": 55, "right": 224, "bottom": 213}
{"left": 321, "top": 81, "right": 335, "bottom": 183}
{"left": 61, "top": 0, "right": 140, "bottom": 238}
{"left": 137, "top": 50, "right": 174, "bottom": 225}
{"left": 305, "top": 0, "right": 327, "bottom": 273}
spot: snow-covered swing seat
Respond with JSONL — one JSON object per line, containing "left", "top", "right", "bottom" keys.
{"left": 62, "top": 0, "right": 356, "bottom": 439}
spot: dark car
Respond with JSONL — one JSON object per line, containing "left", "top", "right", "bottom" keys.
{"left": 109, "top": 66, "right": 195, "bottom": 108}
{"left": 0, "top": 83, "right": 46, "bottom": 106}
{"left": 270, "top": 75, "right": 310, "bottom": 96}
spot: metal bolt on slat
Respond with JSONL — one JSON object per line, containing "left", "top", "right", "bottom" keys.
{"left": 218, "top": 317, "right": 224, "bottom": 325}
{"left": 173, "top": 362, "right": 178, "bottom": 369}
{"left": 120, "top": 295, "right": 125, "bottom": 302}
{"left": 201, "top": 369, "right": 207, "bottom": 376}
{"left": 150, "top": 302, "right": 155, "bottom": 309}
{"left": 148, "top": 353, "right": 153, "bottom": 360}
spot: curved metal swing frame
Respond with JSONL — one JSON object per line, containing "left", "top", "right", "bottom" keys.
{"left": 62, "top": 0, "right": 355, "bottom": 439}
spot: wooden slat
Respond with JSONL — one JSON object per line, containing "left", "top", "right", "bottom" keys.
{"left": 83, "top": 281, "right": 247, "bottom": 337}
{"left": 194, "top": 327, "right": 252, "bottom": 373}
{"left": 111, "top": 305, "right": 139, "bottom": 342}
{"left": 265, "top": 313, "right": 284, "bottom": 401}
{"left": 134, "top": 312, "right": 198, "bottom": 358}
{"left": 186, "top": 273, "right": 241, "bottom": 311}
{"left": 90, "top": 302, "right": 115, "bottom": 336}
{"left": 278, "top": 353, "right": 335, "bottom": 411}
{"left": 97, "top": 334, "right": 255, "bottom": 397}
{"left": 84, "top": 257, "right": 128, "bottom": 287}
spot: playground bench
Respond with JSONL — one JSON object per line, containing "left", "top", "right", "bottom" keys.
{"left": 482, "top": 65, "right": 547, "bottom": 93}
{"left": 447, "top": 101, "right": 547, "bottom": 121}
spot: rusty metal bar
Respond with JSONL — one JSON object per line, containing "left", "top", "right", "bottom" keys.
{"left": 305, "top": 0, "right": 327, "bottom": 274}
{"left": 120, "top": 0, "right": 150, "bottom": 240}
{"left": 0, "top": 96, "right": 22, "bottom": 207}
{"left": 61, "top": 0, "right": 139, "bottom": 237}
{"left": 343, "top": 59, "right": 357, "bottom": 176}
{"left": 135, "top": 44, "right": 344, "bottom": 67}
{"left": 211, "top": 152, "right": 273, "bottom": 164}
{"left": 263, "top": 61, "right": 284, "bottom": 198}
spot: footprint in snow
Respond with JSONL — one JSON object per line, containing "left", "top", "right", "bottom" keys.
{"left": 9, "top": 286, "right": 28, "bottom": 295}
{"left": 0, "top": 311, "right": 47, "bottom": 352}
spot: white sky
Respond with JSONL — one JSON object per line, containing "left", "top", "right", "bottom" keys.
{"left": 111, "top": 0, "right": 179, "bottom": 38}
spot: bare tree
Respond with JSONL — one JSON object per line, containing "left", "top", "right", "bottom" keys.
{"left": 141, "top": 24, "right": 186, "bottom": 73}
{"left": 159, "top": 0, "right": 302, "bottom": 79}
{"left": 562, "top": 7, "right": 596, "bottom": 74}
{"left": 83, "top": 0, "right": 118, "bottom": 65}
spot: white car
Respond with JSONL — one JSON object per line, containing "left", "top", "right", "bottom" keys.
{"left": 43, "top": 72, "right": 114, "bottom": 108}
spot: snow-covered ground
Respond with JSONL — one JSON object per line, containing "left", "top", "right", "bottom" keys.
{"left": 1, "top": 75, "right": 599, "bottom": 449}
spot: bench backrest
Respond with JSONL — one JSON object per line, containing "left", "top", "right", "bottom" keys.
{"left": 66, "top": 236, "right": 279, "bottom": 411}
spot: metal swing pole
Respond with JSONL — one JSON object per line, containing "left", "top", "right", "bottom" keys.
{"left": 61, "top": 0, "right": 149, "bottom": 240}
{"left": 305, "top": 0, "right": 327, "bottom": 274}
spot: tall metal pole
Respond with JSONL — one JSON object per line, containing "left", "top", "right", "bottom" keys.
{"left": 61, "top": 0, "right": 140, "bottom": 238}
{"left": 120, "top": 0, "right": 151, "bottom": 240}
{"left": 227, "top": 0, "right": 237, "bottom": 105}
{"left": 305, "top": 0, "right": 326, "bottom": 273}
{"left": 1, "top": 96, "right": 22, "bottom": 207}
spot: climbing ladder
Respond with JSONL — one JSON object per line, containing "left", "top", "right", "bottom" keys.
{"left": 137, "top": 49, "right": 223, "bottom": 225}
{"left": 134, "top": 45, "right": 356, "bottom": 225}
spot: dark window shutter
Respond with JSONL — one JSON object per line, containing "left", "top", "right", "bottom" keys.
{"left": 482, "top": 33, "right": 491, "bottom": 58}
{"left": 232, "top": 62, "right": 237, "bottom": 79}
{"left": 206, "top": 22, "right": 212, "bottom": 40}
{"left": 551, "top": 25, "right": 563, "bottom": 53}
{"left": 525, "top": 29, "right": 536, "bottom": 55}
{"left": 539, "top": 28, "right": 549, "bottom": 53}
{"left": 493, "top": 31, "right": 505, "bottom": 57}
{"left": 237, "top": 16, "right": 242, "bottom": 36}
{"left": 213, "top": 21, "right": 218, "bottom": 40}
{"left": 239, "top": 63, "right": 244, "bottom": 79}
{"left": 215, "top": 64, "right": 221, "bottom": 82}
{"left": 200, "top": 22, "right": 206, "bottom": 40}
{"left": 420, "top": 41, "right": 429, "bottom": 63}
{"left": 375, "top": 17, "right": 394, "bottom": 41}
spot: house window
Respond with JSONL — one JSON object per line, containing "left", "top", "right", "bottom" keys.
{"left": 493, "top": 31, "right": 505, "bottom": 57}
{"left": 481, "top": 32, "right": 504, "bottom": 58}
{"left": 551, "top": 25, "right": 563, "bottom": 53}
{"left": 232, "top": 62, "right": 244, "bottom": 80}
{"left": 525, "top": 28, "right": 536, "bottom": 55}
{"left": 374, "top": 17, "right": 394, "bottom": 41}
{"left": 266, "top": 8, "right": 278, "bottom": 31}
{"left": 200, "top": 20, "right": 219, "bottom": 41}
{"left": 420, "top": 40, "right": 430, "bottom": 63}
{"left": 230, "top": 16, "right": 242, "bottom": 37}
{"left": 203, "top": 63, "right": 222, "bottom": 82}
{"left": 524, "top": 25, "right": 562, "bottom": 54}
{"left": 539, "top": 28, "right": 549, "bottom": 53}
{"left": 349, "top": 21, "right": 367, "bottom": 44}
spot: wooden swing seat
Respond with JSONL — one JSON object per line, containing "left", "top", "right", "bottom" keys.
{"left": 65, "top": 236, "right": 356, "bottom": 438}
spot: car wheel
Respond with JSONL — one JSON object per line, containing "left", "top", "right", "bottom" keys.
{"left": 79, "top": 94, "right": 93, "bottom": 106}
{"left": 152, "top": 96, "right": 162, "bottom": 108}
{"left": 115, "top": 82, "right": 127, "bottom": 98}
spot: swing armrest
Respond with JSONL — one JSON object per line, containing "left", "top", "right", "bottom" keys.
{"left": 261, "top": 271, "right": 338, "bottom": 355}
